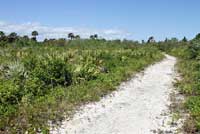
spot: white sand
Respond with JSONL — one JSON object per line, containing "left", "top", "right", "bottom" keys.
{"left": 51, "top": 55, "right": 180, "bottom": 134}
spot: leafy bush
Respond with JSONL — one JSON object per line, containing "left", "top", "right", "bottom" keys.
{"left": 28, "top": 57, "right": 72, "bottom": 87}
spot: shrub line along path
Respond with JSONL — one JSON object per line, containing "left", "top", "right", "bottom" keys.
{"left": 51, "top": 55, "right": 181, "bottom": 134}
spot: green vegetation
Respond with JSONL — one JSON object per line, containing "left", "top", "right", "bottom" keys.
{"left": 158, "top": 34, "right": 200, "bottom": 133}
{"left": 0, "top": 31, "right": 163, "bottom": 133}
{"left": 2, "top": 29, "right": 200, "bottom": 133}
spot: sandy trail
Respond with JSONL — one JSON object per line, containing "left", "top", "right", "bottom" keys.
{"left": 52, "top": 55, "right": 178, "bottom": 134}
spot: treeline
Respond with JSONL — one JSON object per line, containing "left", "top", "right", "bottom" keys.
{"left": 0, "top": 30, "right": 145, "bottom": 50}
{"left": 0, "top": 30, "right": 101, "bottom": 46}
{"left": 0, "top": 31, "right": 38, "bottom": 44}
{"left": 0, "top": 30, "right": 191, "bottom": 48}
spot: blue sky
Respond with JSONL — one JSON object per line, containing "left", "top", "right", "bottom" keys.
{"left": 0, "top": 0, "right": 200, "bottom": 41}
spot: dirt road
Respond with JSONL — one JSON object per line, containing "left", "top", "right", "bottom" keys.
{"left": 52, "top": 55, "right": 180, "bottom": 134}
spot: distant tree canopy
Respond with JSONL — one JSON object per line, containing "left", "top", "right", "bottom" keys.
{"left": 94, "top": 34, "right": 98, "bottom": 39}
{"left": 1, "top": 29, "right": 198, "bottom": 47}
{"left": 75, "top": 35, "right": 80, "bottom": 39}
{"left": 8, "top": 32, "right": 18, "bottom": 42}
{"left": 68, "top": 33, "right": 81, "bottom": 40}
{"left": 171, "top": 37, "right": 178, "bottom": 42}
{"left": 68, "top": 33, "right": 75, "bottom": 40}
{"left": 141, "top": 40, "right": 145, "bottom": 44}
{"left": 147, "top": 36, "right": 155, "bottom": 43}
{"left": 182, "top": 36, "right": 188, "bottom": 42}
{"left": 164, "top": 38, "right": 169, "bottom": 43}
{"left": 0, "top": 31, "right": 40, "bottom": 46}
{"left": 32, "top": 31, "right": 39, "bottom": 41}
{"left": 23, "top": 35, "right": 29, "bottom": 40}
{"left": 90, "top": 34, "right": 98, "bottom": 40}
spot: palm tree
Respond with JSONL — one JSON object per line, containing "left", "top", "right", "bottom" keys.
{"left": 164, "top": 38, "right": 168, "bottom": 42}
{"left": 32, "top": 31, "right": 39, "bottom": 41}
{"left": 141, "top": 40, "right": 145, "bottom": 44}
{"left": 182, "top": 36, "right": 187, "bottom": 42}
{"left": 94, "top": 34, "right": 98, "bottom": 39}
{"left": 68, "top": 33, "right": 75, "bottom": 40}
{"left": 147, "top": 36, "right": 155, "bottom": 43}
{"left": 90, "top": 34, "right": 98, "bottom": 40}
{"left": 90, "top": 35, "right": 94, "bottom": 39}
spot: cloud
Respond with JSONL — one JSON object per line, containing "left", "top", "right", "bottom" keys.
{"left": 0, "top": 21, "right": 132, "bottom": 41}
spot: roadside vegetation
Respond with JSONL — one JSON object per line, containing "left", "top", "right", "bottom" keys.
{"left": 158, "top": 34, "right": 200, "bottom": 133}
{"left": 0, "top": 31, "right": 163, "bottom": 133}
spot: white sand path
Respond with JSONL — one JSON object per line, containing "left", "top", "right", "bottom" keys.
{"left": 51, "top": 55, "right": 180, "bottom": 134}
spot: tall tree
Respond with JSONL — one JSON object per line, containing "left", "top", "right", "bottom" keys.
{"left": 141, "top": 40, "right": 145, "bottom": 44}
{"left": 90, "top": 35, "right": 94, "bottom": 39}
{"left": 68, "top": 33, "right": 75, "bottom": 40}
{"left": 94, "top": 34, "right": 98, "bottom": 39}
{"left": 182, "top": 36, "right": 188, "bottom": 42}
{"left": 147, "top": 36, "right": 155, "bottom": 43}
{"left": 164, "top": 38, "right": 168, "bottom": 43}
{"left": 90, "top": 34, "right": 98, "bottom": 40}
{"left": 32, "top": 31, "right": 39, "bottom": 41}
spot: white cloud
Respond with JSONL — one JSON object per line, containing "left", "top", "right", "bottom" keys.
{"left": 0, "top": 21, "right": 132, "bottom": 41}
